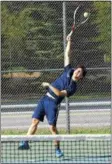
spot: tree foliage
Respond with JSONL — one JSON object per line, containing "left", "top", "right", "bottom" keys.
{"left": 1, "top": 1, "right": 111, "bottom": 71}
{"left": 93, "top": 1, "right": 111, "bottom": 62}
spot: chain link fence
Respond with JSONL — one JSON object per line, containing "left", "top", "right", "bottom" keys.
{"left": 1, "top": 1, "right": 111, "bottom": 133}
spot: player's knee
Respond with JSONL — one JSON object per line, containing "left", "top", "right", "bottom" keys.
{"left": 32, "top": 118, "right": 39, "bottom": 126}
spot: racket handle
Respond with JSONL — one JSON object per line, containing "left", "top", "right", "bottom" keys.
{"left": 72, "top": 24, "right": 75, "bottom": 31}
{"left": 68, "top": 24, "right": 75, "bottom": 37}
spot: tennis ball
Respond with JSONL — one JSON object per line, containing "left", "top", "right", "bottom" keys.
{"left": 84, "top": 12, "right": 89, "bottom": 17}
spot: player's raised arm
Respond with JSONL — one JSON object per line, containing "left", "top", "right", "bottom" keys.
{"left": 64, "top": 33, "right": 72, "bottom": 67}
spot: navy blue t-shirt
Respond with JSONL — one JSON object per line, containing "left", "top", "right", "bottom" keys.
{"left": 48, "top": 64, "right": 77, "bottom": 104}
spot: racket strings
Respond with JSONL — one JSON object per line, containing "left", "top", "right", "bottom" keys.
{"left": 74, "top": 7, "right": 89, "bottom": 27}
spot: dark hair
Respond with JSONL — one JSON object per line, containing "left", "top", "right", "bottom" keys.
{"left": 76, "top": 64, "right": 87, "bottom": 78}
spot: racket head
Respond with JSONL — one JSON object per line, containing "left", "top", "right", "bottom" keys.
{"left": 73, "top": 6, "right": 90, "bottom": 28}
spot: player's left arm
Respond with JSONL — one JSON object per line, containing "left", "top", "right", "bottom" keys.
{"left": 42, "top": 81, "right": 77, "bottom": 97}
{"left": 42, "top": 82, "right": 67, "bottom": 97}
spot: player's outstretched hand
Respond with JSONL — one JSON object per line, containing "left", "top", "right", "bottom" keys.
{"left": 41, "top": 82, "right": 50, "bottom": 89}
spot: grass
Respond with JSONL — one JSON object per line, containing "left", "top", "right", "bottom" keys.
{"left": 71, "top": 92, "right": 110, "bottom": 100}
{"left": 1, "top": 127, "right": 110, "bottom": 135}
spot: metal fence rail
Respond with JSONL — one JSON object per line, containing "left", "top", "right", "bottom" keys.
{"left": 1, "top": 101, "right": 111, "bottom": 110}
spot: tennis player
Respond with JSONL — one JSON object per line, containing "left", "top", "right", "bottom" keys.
{"left": 18, "top": 33, "right": 87, "bottom": 157}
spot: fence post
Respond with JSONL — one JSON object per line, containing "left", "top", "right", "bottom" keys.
{"left": 62, "top": 2, "right": 70, "bottom": 134}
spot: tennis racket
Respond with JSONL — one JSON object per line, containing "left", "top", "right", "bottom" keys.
{"left": 68, "top": 6, "right": 90, "bottom": 37}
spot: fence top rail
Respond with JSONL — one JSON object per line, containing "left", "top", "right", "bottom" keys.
{"left": 1, "top": 67, "right": 111, "bottom": 73}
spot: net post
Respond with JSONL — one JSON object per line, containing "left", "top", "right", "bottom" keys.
{"left": 63, "top": 1, "right": 70, "bottom": 134}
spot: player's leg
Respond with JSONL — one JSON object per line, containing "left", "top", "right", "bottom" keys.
{"left": 18, "top": 118, "right": 40, "bottom": 150}
{"left": 49, "top": 124, "right": 63, "bottom": 157}
{"left": 45, "top": 98, "right": 63, "bottom": 157}
{"left": 49, "top": 125, "right": 63, "bottom": 157}
{"left": 49, "top": 124, "right": 59, "bottom": 146}
{"left": 18, "top": 97, "right": 45, "bottom": 150}
{"left": 27, "top": 118, "right": 40, "bottom": 135}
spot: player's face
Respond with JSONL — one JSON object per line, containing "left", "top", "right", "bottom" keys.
{"left": 73, "top": 68, "right": 83, "bottom": 80}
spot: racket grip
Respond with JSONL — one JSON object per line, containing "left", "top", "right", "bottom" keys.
{"left": 72, "top": 24, "right": 75, "bottom": 31}
{"left": 68, "top": 25, "right": 75, "bottom": 37}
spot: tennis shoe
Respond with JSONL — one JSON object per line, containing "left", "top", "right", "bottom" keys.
{"left": 55, "top": 149, "right": 64, "bottom": 157}
{"left": 18, "top": 141, "right": 30, "bottom": 150}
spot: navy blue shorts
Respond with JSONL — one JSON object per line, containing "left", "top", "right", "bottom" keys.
{"left": 32, "top": 96, "right": 59, "bottom": 126}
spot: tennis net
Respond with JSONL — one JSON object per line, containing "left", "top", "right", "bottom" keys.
{"left": 1, "top": 134, "right": 111, "bottom": 164}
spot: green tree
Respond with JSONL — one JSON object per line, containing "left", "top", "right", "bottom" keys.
{"left": 1, "top": 2, "right": 31, "bottom": 70}
{"left": 24, "top": 2, "right": 63, "bottom": 69}
{"left": 93, "top": 1, "right": 111, "bottom": 63}
{"left": 1, "top": 2, "right": 64, "bottom": 70}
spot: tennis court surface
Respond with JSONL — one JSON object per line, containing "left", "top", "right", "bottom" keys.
{"left": 1, "top": 135, "right": 111, "bottom": 164}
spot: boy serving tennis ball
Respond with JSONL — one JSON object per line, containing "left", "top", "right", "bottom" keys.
{"left": 18, "top": 32, "right": 87, "bottom": 158}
